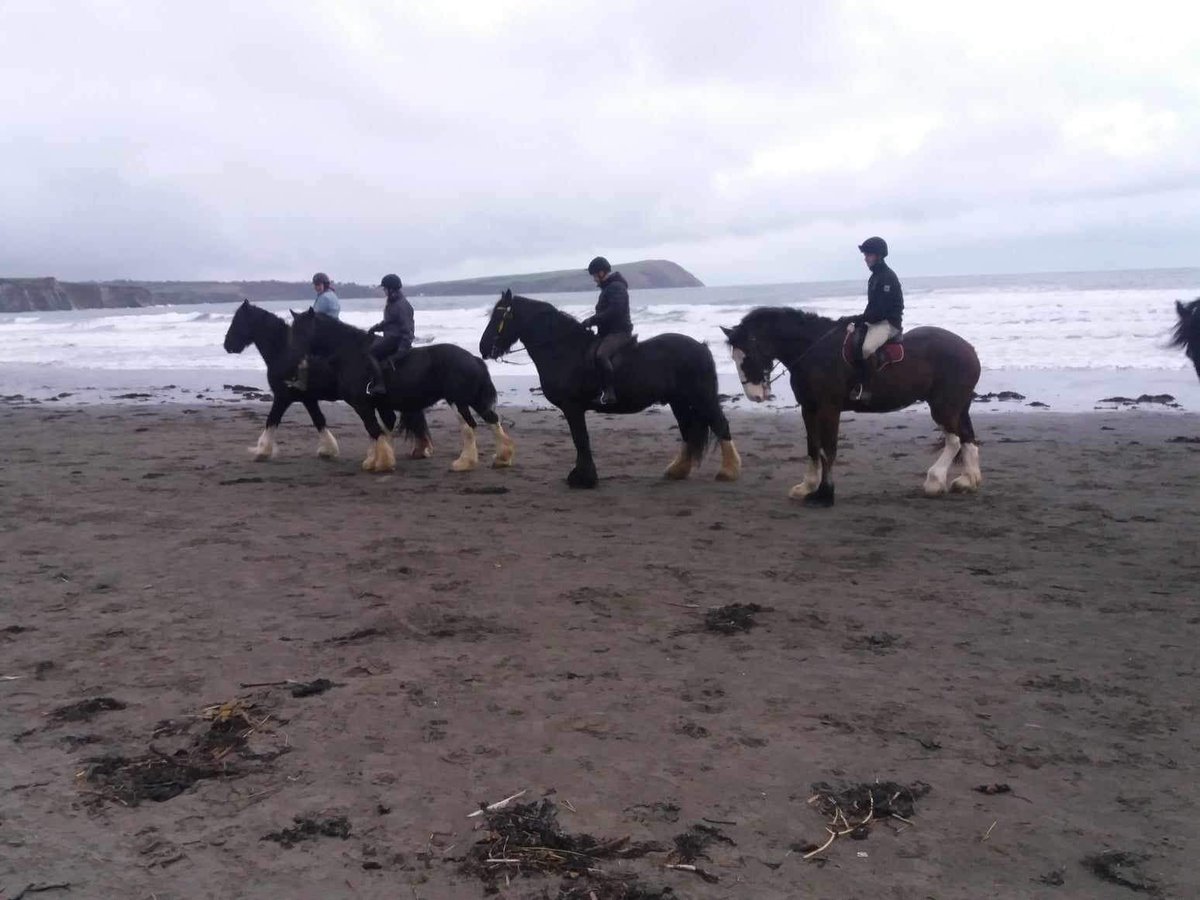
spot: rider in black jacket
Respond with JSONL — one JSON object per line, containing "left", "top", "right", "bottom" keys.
{"left": 852, "top": 236, "right": 904, "bottom": 400}
{"left": 581, "top": 257, "right": 633, "bottom": 405}
{"left": 366, "top": 273, "right": 415, "bottom": 395}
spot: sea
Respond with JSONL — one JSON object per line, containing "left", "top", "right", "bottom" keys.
{"left": 1, "top": 268, "right": 1198, "bottom": 414}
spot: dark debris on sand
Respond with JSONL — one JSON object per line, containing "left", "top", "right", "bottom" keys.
{"left": 290, "top": 678, "right": 334, "bottom": 698}
{"left": 81, "top": 700, "right": 282, "bottom": 806}
{"left": 462, "top": 798, "right": 666, "bottom": 895}
{"left": 801, "top": 781, "right": 931, "bottom": 858}
{"left": 49, "top": 697, "right": 126, "bottom": 723}
{"left": 262, "top": 814, "right": 352, "bottom": 848}
{"left": 669, "top": 823, "right": 736, "bottom": 864}
{"left": 1082, "top": 851, "right": 1160, "bottom": 894}
{"left": 704, "top": 603, "right": 770, "bottom": 634}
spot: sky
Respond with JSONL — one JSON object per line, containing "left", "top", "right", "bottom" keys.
{"left": 1, "top": 0, "right": 1198, "bottom": 286}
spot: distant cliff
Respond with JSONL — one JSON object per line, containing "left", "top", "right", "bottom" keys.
{"left": 0, "top": 278, "right": 154, "bottom": 312}
{"left": 0, "top": 260, "right": 701, "bottom": 311}
{"left": 408, "top": 259, "right": 703, "bottom": 296}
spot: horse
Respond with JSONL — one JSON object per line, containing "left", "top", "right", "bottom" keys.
{"left": 223, "top": 299, "right": 393, "bottom": 461}
{"left": 1170, "top": 298, "right": 1200, "bottom": 380}
{"left": 721, "top": 307, "right": 981, "bottom": 506}
{"left": 287, "top": 308, "right": 515, "bottom": 473}
{"left": 479, "top": 289, "right": 740, "bottom": 488}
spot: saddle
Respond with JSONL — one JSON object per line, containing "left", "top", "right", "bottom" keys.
{"left": 592, "top": 333, "right": 639, "bottom": 365}
{"left": 842, "top": 328, "right": 905, "bottom": 371}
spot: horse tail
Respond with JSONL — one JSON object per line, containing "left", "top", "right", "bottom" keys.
{"left": 1169, "top": 299, "right": 1199, "bottom": 354}
{"left": 397, "top": 409, "right": 429, "bottom": 441}
{"left": 682, "top": 342, "right": 725, "bottom": 462}
{"left": 475, "top": 356, "right": 498, "bottom": 413}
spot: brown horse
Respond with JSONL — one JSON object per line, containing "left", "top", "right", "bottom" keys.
{"left": 1170, "top": 298, "right": 1200, "bottom": 380}
{"left": 722, "top": 308, "right": 982, "bottom": 506}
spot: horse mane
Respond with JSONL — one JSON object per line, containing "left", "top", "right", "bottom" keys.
{"left": 307, "top": 311, "right": 374, "bottom": 349}
{"left": 738, "top": 306, "right": 845, "bottom": 339}
{"left": 511, "top": 294, "right": 591, "bottom": 338}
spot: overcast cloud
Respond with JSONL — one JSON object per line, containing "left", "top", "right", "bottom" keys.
{"left": 1, "top": 0, "right": 1197, "bottom": 285}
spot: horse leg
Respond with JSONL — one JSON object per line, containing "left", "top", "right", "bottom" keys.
{"left": 450, "top": 404, "right": 480, "bottom": 472}
{"left": 564, "top": 406, "right": 598, "bottom": 489}
{"left": 400, "top": 410, "right": 433, "bottom": 459}
{"left": 301, "top": 399, "right": 339, "bottom": 459}
{"left": 476, "top": 406, "right": 515, "bottom": 468}
{"left": 950, "top": 408, "right": 983, "bottom": 492}
{"left": 665, "top": 401, "right": 695, "bottom": 480}
{"left": 803, "top": 408, "right": 839, "bottom": 507}
{"left": 925, "top": 398, "right": 969, "bottom": 496}
{"left": 250, "top": 396, "right": 290, "bottom": 460}
{"left": 788, "top": 406, "right": 823, "bottom": 499}
{"left": 352, "top": 403, "right": 393, "bottom": 473}
{"left": 697, "top": 393, "right": 740, "bottom": 481}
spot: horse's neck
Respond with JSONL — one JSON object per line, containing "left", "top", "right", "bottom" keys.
{"left": 521, "top": 306, "right": 591, "bottom": 368}
{"left": 774, "top": 318, "right": 838, "bottom": 370}
{"left": 252, "top": 316, "right": 289, "bottom": 364}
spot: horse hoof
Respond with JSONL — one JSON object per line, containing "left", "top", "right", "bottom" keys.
{"left": 492, "top": 455, "right": 514, "bottom": 469}
{"left": 950, "top": 475, "right": 977, "bottom": 493}
{"left": 715, "top": 468, "right": 739, "bottom": 482}
{"left": 803, "top": 488, "right": 835, "bottom": 508}
{"left": 664, "top": 465, "right": 691, "bottom": 481}
{"left": 451, "top": 459, "right": 478, "bottom": 472}
{"left": 923, "top": 479, "right": 948, "bottom": 497}
{"left": 788, "top": 483, "right": 814, "bottom": 500}
{"left": 567, "top": 469, "right": 598, "bottom": 489}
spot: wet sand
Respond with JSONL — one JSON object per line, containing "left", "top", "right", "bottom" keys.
{"left": 1, "top": 401, "right": 1198, "bottom": 899}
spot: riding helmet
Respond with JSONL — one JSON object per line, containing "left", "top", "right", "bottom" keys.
{"left": 587, "top": 256, "right": 611, "bottom": 276}
{"left": 380, "top": 273, "right": 402, "bottom": 291}
{"left": 312, "top": 271, "right": 331, "bottom": 287}
{"left": 857, "top": 237, "right": 888, "bottom": 257}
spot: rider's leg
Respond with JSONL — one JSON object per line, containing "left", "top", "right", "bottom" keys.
{"left": 286, "top": 356, "right": 310, "bottom": 391}
{"left": 595, "top": 334, "right": 620, "bottom": 405}
{"left": 366, "top": 337, "right": 396, "bottom": 395}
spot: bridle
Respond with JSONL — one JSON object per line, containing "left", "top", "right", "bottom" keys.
{"left": 486, "top": 301, "right": 575, "bottom": 361}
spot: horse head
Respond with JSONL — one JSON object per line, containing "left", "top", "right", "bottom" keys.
{"left": 721, "top": 321, "right": 775, "bottom": 403}
{"left": 223, "top": 299, "right": 255, "bottom": 353}
{"left": 480, "top": 289, "right": 519, "bottom": 360}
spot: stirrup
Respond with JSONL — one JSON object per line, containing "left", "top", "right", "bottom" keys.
{"left": 851, "top": 384, "right": 867, "bottom": 401}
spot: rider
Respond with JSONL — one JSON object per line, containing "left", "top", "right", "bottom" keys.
{"left": 365, "top": 273, "right": 415, "bottom": 396}
{"left": 851, "top": 237, "right": 903, "bottom": 401}
{"left": 581, "top": 256, "right": 632, "bottom": 405}
{"left": 286, "top": 272, "right": 341, "bottom": 390}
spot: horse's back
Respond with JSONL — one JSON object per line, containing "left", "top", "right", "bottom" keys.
{"left": 898, "top": 326, "right": 980, "bottom": 381}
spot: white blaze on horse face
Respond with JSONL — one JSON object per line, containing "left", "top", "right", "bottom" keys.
{"left": 732, "top": 348, "right": 766, "bottom": 402}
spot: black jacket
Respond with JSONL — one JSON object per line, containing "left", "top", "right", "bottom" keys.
{"left": 584, "top": 272, "right": 633, "bottom": 337}
{"left": 372, "top": 291, "right": 415, "bottom": 349}
{"left": 862, "top": 261, "right": 903, "bottom": 329}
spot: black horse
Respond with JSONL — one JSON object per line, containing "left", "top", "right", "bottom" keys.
{"left": 223, "top": 299, "right": 395, "bottom": 461}
{"left": 288, "top": 308, "right": 515, "bottom": 473}
{"left": 479, "top": 290, "right": 740, "bottom": 488}
{"left": 1170, "top": 298, "right": 1200, "bottom": 380}
{"left": 723, "top": 307, "right": 981, "bottom": 506}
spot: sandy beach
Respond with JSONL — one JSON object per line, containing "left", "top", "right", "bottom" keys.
{"left": 2, "top": 400, "right": 1198, "bottom": 899}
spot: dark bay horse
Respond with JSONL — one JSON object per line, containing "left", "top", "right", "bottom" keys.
{"left": 479, "top": 290, "right": 740, "bottom": 488}
{"left": 1170, "top": 298, "right": 1200, "bottom": 380}
{"left": 223, "top": 299, "right": 394, "bottom": 461}
{"left": 288, "top": 308, "right": 514, "bottom": 473}
{"left": 722, "top": 308, "right": 981, "bottom": 506}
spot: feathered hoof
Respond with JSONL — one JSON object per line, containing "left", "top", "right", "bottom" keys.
{"left": 567, "top": 467, "right": 598, "bottom": 489}
{"left": 715, "top": 467, "right": 740, "bottom": 482}
{"left": 950, "top": 474, "right": 978, "bottom": 493}
{"left": 788, "top": 482, "right": 814, "bottom": 500}
{"left": 450, "top": 457, "right": 478, "bottom": 472}
{"left": 923, "top": 478, "right": 948, "bottom": 497}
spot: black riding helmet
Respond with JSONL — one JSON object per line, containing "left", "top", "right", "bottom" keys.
{"left": 380, "top": 273, "right": 402, "bottom": 291}
{"left": 587, "top": 256, "right": 611, "bottom": 276}
{"left": 857, "top": 237, "right": 888, "bottom": 257}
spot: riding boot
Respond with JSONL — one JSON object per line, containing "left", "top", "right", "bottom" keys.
{"left": 851, "top": 358, "right": 871, "bottom": 402}
{"left": 366, "top": 355, "right": 387, "bottom": 396}
{"left": 286, "top": 356, "right": 310, "bottom": 391}
{"left": 598, "top": 357, "right": 617, "bottom": 405}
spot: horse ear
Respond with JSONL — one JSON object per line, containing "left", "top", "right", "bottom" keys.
{"left": 1178, "top": 300, "right": 1187, "bottom": 316}
{"left": 289, "top": 309, "right": 299, "bottom": 320}
{"left": 503, "top": 288, "right": 512, "bottom": 300}
{"left": 720, "top": 325, "right": 734, "bottom": 339}
{"left": 241, "top": 298, "right": 249, "bottom": 307}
